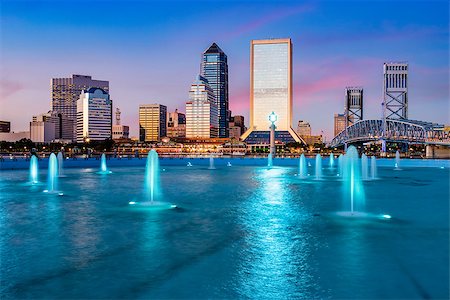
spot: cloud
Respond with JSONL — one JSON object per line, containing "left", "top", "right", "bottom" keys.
{"left": 0, "top": 79, "right": 24, "bottom": 101}
{"left": 223, "top": 3, "right": 315, "bottom": 41}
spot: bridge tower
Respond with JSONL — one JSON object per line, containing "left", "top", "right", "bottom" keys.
{"left": 383, "top": 62, "right": 408, "bottom": 120}
{"left": 344, "top": 87, "right": 363, "bottom": 128}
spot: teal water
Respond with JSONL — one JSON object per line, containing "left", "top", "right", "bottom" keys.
{"left": 0, "top": 164, "right": 448, "bottom": 299}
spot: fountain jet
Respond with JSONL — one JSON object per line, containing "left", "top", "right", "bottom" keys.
{"left": 315, "top": 154, "right": 322, "bottom": 180}
{"left": 98, "top": 153, "right": 112, "bottom": 174}
{"left": 29, "top": 155, "right": 39, "bottom": 184}
{"left": 329, "top": 153, "right": 335, "bottom": 168}
{"left": 44, "top": 153, "right": 62, "bottom": 195}
{"left": 394, "top": 150, "right": 401, "bottom": 170}
{"left": 298, "top": 154, "right": 307, "bottom": 179}
{"left": 371, "top": 156, "right": 377, "bottom": 179}
{"left": 267, "top": 153, "right": 273, "bottom": 168}
{"left": 208, "top": 155, "right": 216, "bottom": 169}
{"left": 338, "top": 154, "right": 344, "bottom": 177}
{"left": 361, "top": 154, "right": 369, "bottom": 180}
{"left": 128, "top": 149, "right": 176, "bottom": 209}
{"left": 57, "top": 152, "right": 64, "bottom": 177}
{"left": 343, "top": 146, "right": 365, "bottom": 214}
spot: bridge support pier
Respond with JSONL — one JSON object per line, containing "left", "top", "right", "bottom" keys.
{"left": 426, "top": 145, "right": 450, "bottom": 159}
{"left": 426, "top": 145, "right": 435, "bottom": 158}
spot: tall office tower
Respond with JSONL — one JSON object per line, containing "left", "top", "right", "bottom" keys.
{"left": 31, "top": 111, "right": 74, "bottom": 142}
{"left": 0, "top": 121, "right": 11, "bottom": 133}
{"left": 383, "top": 62, "right": 408, "bottom": 120}
{"left": 201, "top": 43, "right": 229, "bottom": 138}
{"left": 334, "top": 113, "right": 346, "bottom": 137}
{"left": 186, "top": 75, "right": 218, "bottom": 138}
{"left": 344, "top": 87, "right": 363, "bottom": 127}
{"left": 76, "top": 88, "right": 112, "bottom": 143}
{"left": 52, "top": 75, "right": 109, "bottom": 135}
{"left": 167, "top": 109, "right": 186, "bottom": 138}
{"left": 241, "top": 38, "right": 304, "bottom": 144}
{"left": 297, "top": 120, "right": 311, "bottom": 137}
{"left": 139, "top": 104, "right": 167, "bottom": 142}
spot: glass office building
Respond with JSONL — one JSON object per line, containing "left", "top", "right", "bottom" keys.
{"left": 201, "top": 43, "right": 229, "bottom": 138}
{"left": 139, "top": 104, "right": 167, "bottom": 142}
{"left": 242, "top": 38, "right": 304, "bottom": 144}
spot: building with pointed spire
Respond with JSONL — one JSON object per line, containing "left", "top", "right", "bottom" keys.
{"left": 201, "top": 43, "right": 229, "bottom": 138}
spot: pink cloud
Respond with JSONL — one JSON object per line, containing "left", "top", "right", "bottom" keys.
{"left": 0, "top": 79, "right": 24, "bottom": 101}
{"left": 223, "top": 3, "right": 315, "bottom": 41}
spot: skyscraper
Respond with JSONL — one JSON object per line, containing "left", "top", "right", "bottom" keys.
{"left": 345, "top": 87, "right": 363, "bottom": 127}
{"left": 201, "top": 43, "right": 229, "bottom": 138}
{"left": 383, "top": 62, "right": 408, "bottom": 120}
{"left": 241, "top": 38, "right": 304, "bottom": 144}
{"left": 52, "top": 75, "right": 109, "bottom": 120}
{"left": 139, "top": 104, "right": 167, "bottom": 142}
{"left": 52, "top": 74, "right": 109, "bottom": 137}
{"left": 334, "top": 113, "right": 346, "bottom": 137}
{"left": 76, "top": 88, "right": 112, "bottom": 142}
{"left": 186, "top": 75, "right": 218, "bottom": 138}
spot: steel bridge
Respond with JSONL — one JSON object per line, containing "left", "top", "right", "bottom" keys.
{"left": 329, "top": 119, "right": 450, "bottom": 148}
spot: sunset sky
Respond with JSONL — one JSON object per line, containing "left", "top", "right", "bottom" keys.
{"left": 1, "top": 0, "right": 448, "bottom": 140}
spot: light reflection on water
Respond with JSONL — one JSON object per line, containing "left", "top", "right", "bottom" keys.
{"left": 236, "top": 167, "right": 320, "bottom": 298}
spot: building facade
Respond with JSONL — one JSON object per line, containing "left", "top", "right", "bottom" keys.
{"left": 0, "top": 121, "right": 11, "bottom": 133}
{"left": 186, "top": 76, "right": 218, "bottom": 138}
{"left": 30, "top": 111, "right": 74, "bottom": 143}
{"left": 112, "top": 108, "right": 130, "bottom": 140}
{"left": 241, "top": 38, "right": 303, "bottom": 144}
{"left": 334, "top": 113, "right": 346, "bottom": 137}
{"left": 139, "top": 104, "right": 167, "bottom": 142}
{"left": 201, "top": 43, "right": 229, "bottom": 138}
{"left": 167, "top": 109, "right": 186, "bottom": 138}
{"left": 297, "top": 120, "right": 311, "bottom": 137}
{"left": 383, "top": 62, "right": 408, "bottom": 120}
{"left": 76, "top": 88, "right": 112, "bottom": 143}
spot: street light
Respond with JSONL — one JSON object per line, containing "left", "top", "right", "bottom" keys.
{"left": 269, "top": 112, "right": 277, "bottom": 158}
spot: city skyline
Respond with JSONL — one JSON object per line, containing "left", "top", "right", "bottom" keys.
{"left": 0, "top": 0, "right": 448, "bottom": 140}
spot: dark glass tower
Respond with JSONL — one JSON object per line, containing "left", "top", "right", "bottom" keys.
{"left": 201, "top": 43, "right": 229, "bottom": 138}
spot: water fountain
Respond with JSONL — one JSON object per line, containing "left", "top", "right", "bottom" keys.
{"left": 187, "top": 162, "right": 193, "bottom": 167}
{"left": 361, "top": 154, "right": 369, "bottom": 180}
{"left": 338, "top": 154, "right": 344, "bottom": 177}
{"left": 371, "top": 156, "right": 377, "bottom": 179}
{"left": 128, "top": 149, "right": 176, "bottom": 209}
{"left": 208, "top": 155, "right": 216, "bottom": 169}
{"left": 57, "top": 152, "right": 64, "bottom": 177}
{"left": 227, "top": 161, "right": 232, "bottom": 167}
{"left": 335, "top": 146, "right": 391, "bottom": 220}
{"left": 315, "top": 154, "right": 322, "bottom": 180}
{"left": 298, "top": 154, "right": 307, "bottom": 179}
{"left": 267, "top": 153, "right": 273, "bottom": 168}
{"left": 98, "top": 153, "right": 112, "bottom": 174}
{"left": 342, "top": 146, "right": 364, "bottom": 215}
{"left": 329, "top": 153, "right": 335, "bottom": 168}
{"left": 29, "top": 155, "right": 39, "bottom": 184}
{"left": 394, "top": 150, "right": 401, "bottom": 170}
{"left": 43, "top": 153, "right": 62, "bottom": 195}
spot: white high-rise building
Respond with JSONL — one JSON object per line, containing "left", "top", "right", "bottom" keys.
{"left": 297, "top": 120, "right": 311, "bottom": 137}
{"left": 241, "top": 38, "right": 303, "bottom": 144}
{"left": 186, "top": 75, "right": 218, "bottom": 138}
{"left": 76, "top": 88, "right": 112, "bottom": 142}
